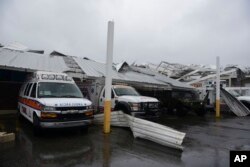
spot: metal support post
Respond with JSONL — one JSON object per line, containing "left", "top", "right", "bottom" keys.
{"left": 216, "top": 56, "right": 220, "bottom": 118}
{"left": 104, "top": 21, "right": 114, "bottom": 133}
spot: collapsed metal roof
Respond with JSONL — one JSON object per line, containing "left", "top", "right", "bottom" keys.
{"left": 130, "top": 66, "right": 193, "bottom": 89}
{"left": 0, "top": 47, "right": 193, "bottom": 90}
{"left": 0, "top": 48, "right": 70, "bottom": 72}
{"left": 136, "top": 61, "right": 231, "bottom": 84}
{"left": 74, "top": 58, "right": 193, "bottom": 90}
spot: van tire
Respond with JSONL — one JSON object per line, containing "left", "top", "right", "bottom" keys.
{"left": 33, "top": 114, "right": 41, "bottom": 136}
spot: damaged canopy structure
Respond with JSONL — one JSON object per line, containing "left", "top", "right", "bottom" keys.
{"left": 0, "top": 45, "right": 197, "bottom": 112}
{"left": 74, "top": 57, "right": 193, "bottom": 90}
{"left": 138, "top": 61, "right": 216, "bottom": 81}
{"left": 137, "top": 61, "right": 250, "bottom": 88}
{"left": 0, "top": 48, "right": 70, "bottom": 73}
{"left": 0, "top": 47, "right": 193, "bottom": 91}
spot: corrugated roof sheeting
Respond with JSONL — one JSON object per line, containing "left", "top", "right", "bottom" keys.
{"left": 0, "top": 48, "right": 193, "bottom": 90}
{"left": 74, "top": 57, "right": 164, "bottom": 85}
{"left": 154, "top": 73, "right": 193, "bottom": 89}
{"left": 0, "top": 49, "right": 70, "bottom": 72}
{"left": 74, "top": 57, "right": 121, "bottom": 79}
{"left": 130, "top": 66, "right": 193, "bottom": 89}
{"left": 74, "top": 57, "right": 192, "bottom": 89}
{"left": 121, "top": 71, "right": 166, "bottom": 85}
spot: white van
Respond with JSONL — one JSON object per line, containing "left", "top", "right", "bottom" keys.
{"left": 18, "top": 71, "right": 93, "bottom": 132}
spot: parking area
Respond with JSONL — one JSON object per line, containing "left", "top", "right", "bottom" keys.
{"left": 1, "top": 112, "right": 250, "bottom": 167}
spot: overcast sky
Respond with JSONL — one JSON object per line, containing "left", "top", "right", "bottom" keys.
{"left": 0, "top": 0, "right": 250, "bottom": 66}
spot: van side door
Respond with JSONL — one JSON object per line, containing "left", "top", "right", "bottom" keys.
{"left": 20, "top": 83, "right": 31, "bottom": 119}
{"left": 24, "top": 83, "right": 34, "bottom": 120}
{"left": 29, "top": 83, "right": 37, "bottom": 120}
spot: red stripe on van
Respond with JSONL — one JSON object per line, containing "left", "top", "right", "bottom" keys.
{"left": 19, "top": 97, "right": 42, "bottom": 110}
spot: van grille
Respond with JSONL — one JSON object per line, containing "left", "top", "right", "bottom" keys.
{"left": 55, "top": 106, "right": 86, "bottom": 111}
{"left": 141, "top": 102, "right": 159, "bottom": 111}
{"left": 57, "top": 113, "right": 86, "bottom": 120}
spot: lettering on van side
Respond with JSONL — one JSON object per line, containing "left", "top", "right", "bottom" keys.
{"left": 57, "top": 103, "right": 84, "bottom": 107}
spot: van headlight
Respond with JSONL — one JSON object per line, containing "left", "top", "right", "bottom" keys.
{"left": 129, "top": 103, "right": 140, "bottom": 111}
{"left": 43, "top": 106, "right": 56, "bottom": 111}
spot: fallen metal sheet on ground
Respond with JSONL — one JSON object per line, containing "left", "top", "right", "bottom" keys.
{"left": 93, "top": 111, "right": 186, "bottom": 150}
{"left": 221, "top": 88, "right": 250, "bottom": 116}
{"left": 93, "top": 111, "right": 129, "bottom": 127}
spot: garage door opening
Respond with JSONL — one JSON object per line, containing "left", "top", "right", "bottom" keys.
{"left": 0, "top": 69, "right": 31, "bottom": 112}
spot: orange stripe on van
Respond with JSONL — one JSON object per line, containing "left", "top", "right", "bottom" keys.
{"left": 19, "top": 97, "right": 43, "bottom": 110}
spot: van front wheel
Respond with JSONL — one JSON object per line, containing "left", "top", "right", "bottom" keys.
{"left": 115, "top": 104, "right": 131, "bottom": 115}
{"left": 33, "top": 114, "right": 41, "bottom": 136}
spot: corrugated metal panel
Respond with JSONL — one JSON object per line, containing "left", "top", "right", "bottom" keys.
{"left": 74, "top": 57, "right": 164, "bottom": 85}
{"left": 154, "top": 74, "right": 194, "bottom": 89}
{"left": 74, "top": 57, "right": 120, "bottom": 79}
{"left": 0, "top": 49, "right": 70, "bottom": 72}
{"left": 0, "top": 49, "right": 192, "bottom": 89}
{"left": 122, "top": 71, "right": 166, "bottom": 85}
{"left": 74, "top": 57, "right": 192, "bottom": 89}
{"left": 130, "top": 66, "right": 193, "bottom": 89}
{"left": 221, "top": 88, "right": 250, "bottom": 116}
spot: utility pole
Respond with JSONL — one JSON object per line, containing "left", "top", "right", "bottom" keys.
{"left": 104, "top": 21, "right": 114, "bottom": 133}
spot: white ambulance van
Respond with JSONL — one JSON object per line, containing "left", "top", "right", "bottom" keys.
{"left": 18, "top": 71, "right": 93, "bottom": 132}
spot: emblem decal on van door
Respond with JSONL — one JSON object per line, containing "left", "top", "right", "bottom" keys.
{"left": 58, "top": 103, "right": 83, "bottom": 107}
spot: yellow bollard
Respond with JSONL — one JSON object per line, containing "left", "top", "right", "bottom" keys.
{"left": 216, "top": 99, "right": 220, "bottom": 118}
{"left": 103, "top": 100, "right": 111, "bottom": 133}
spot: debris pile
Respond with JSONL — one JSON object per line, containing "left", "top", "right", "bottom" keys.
{"left": 94, "top": 111, "right": 186, "bottom": 150}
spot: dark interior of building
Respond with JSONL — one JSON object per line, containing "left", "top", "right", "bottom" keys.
{"left": 0, "top": 69, "right": 30, "bottom": 111}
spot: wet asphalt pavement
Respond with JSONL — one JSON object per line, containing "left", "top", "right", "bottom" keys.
{"left": 1, "top": 113, "right": 250, "bottom": 167}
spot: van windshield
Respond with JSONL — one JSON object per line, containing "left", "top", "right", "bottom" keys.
{"left": 114, "top": 87, "right": 140, "bottom": 96}
{"left": 38, "top": 82, "right": 83, "bottom": 98}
